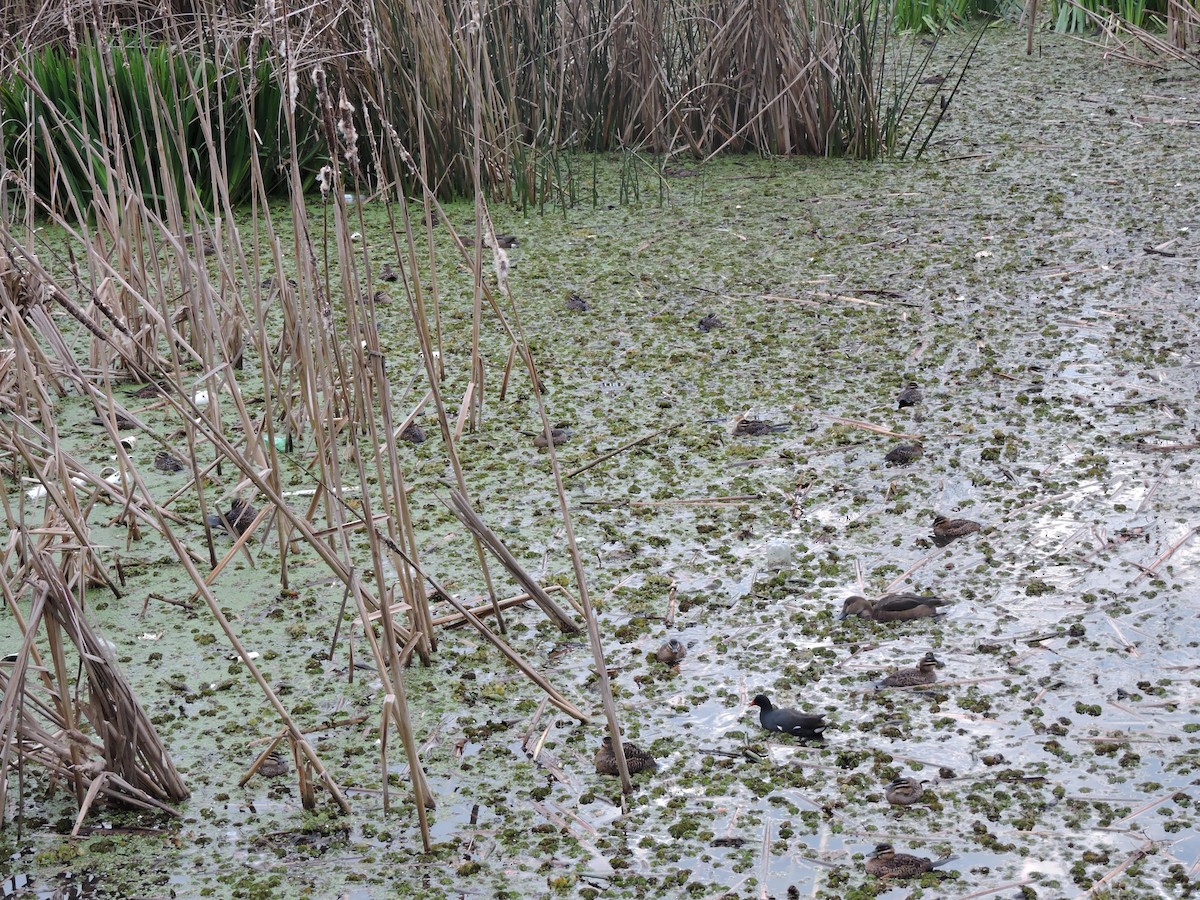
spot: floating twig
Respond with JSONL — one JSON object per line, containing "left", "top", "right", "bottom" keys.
{"left": 564, "top": 421, "right": 683, "bottom": 479}
{"left": 1133, "top": 526, "right": 1199, "bottom": 582}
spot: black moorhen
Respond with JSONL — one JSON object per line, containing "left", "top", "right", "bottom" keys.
{"left": 750, "top": 694, "right": 826, "bottom": 738}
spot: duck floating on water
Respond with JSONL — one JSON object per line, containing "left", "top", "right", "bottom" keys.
{"left": 734, "top": 418, "right": 789, "bottom": 437}
{"left": 885, "top": 442, "right": 924, "bottom": 465}
{"left": 595, "top": 736, "right": 657, "bottom": 776}
{"left": 532, "top": 426, "right": 571, "bottom": 448}
{"left": 750, "top": 694, "right": 827, "bottom": 738}
{"left": 655, "top": 638, "right": 686, "bottom": 665}
{"left": 884, "top": 777, "right": 928, "bottom": 806}
{"left": 207, "top": 498, "right": 258, "bottom": 537}
{"left": 840, "top": 593, "right": 949, "bottom": 622}
{"left": 896, "top": 382, "right": 923, "bottom": 409}
{"left": 932, "top": 514, "right": 981, "bottom": 542}
{"left": 877, "top": 652, "right": 941, "bottom": 688}
{"left": 865, "top": 843, "right": 954, "bottom": 879}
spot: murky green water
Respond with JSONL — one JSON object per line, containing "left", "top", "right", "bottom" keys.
{"left": 4, "top": 26, "right": 1200, "bottom": 900}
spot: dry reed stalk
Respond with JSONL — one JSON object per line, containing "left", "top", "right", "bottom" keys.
{"left": 476, "top": 243, "right": 632, "bottom": 791}
{"left": 380, "top": 218, "right": 505, "bottom": 632}
{"left": 446, "top": 492, "right": 581, "bottom": 633}
{"left": 826, "top": 415, "right": 922, "bottom": 439}
{"left": 564, "top": 421, "right": 683, "bottom": 479}
{"left": 430, "top": 591, "right": 532, "bottom": 627}
{"left": 5, "top": 246, "right": 361, "bottom": 820}
{"left": 1083, "top": 840, "right": 1154, "bottom": 896}
{"left": 0, "top": 18, "right": 457, "bottom": 840}
{"left": 1133, "top": 525, "right": 1199, "bottom": 582}
{"left": 953, "top": 881, "right": 1039, "bottom": 900}
{"left": 0, "top": 539, "right": 190, "bottom": 826}
{"left": 374, "top": 528, "right": 590, "bottom": 722}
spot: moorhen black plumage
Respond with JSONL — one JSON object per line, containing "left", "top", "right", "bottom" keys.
{"left": 750, "top": 694, "right": 826, "bottom": 738}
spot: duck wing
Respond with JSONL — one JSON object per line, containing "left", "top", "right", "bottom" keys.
{"left": 876, "top": 593, "right": 946, "bottom": 612}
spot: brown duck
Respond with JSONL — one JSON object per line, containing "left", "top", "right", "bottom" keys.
{"left": 566, "top": 293, "right": 590, "bottom": 311}
{"left": 259, "top": 749, "right": 290, "bottom": 779}
{"left": 734, "top": 418, "right": 790, "bottom": 437}
{"left": 91, "top": 411, "right": 138, "bottom": 431}
{"left": 932, "top": 514, "right": 980, "bottom": 541}
{"left": 865, "top": 843, "right": 954, "bottom": 879}
{"left": 400, "top": 422, "right": 426, "bottom": 444}
{"left": 532, "top": 427, "right": 571, "bottom": 448}
{"left": 206, "top": 498, "right": 258, "bottom": 536}
{"left": 379, "top": 263, "right": 399, "bottom": 282}
{"left": 595, "top": 736, "right": 657, "bottom": 776}
{"left": 897, "top": 382, "right": 923, "bottom": 409}
{"left": 885, "top": 777, "right": 928, "bottom": 806}
{"left": 885, "top": 442, "right": 924, "bottom": 465}
{"left": 877, "top": 652, "right": 941, "bottom": 688}
{"left": 128, "top": 382, "right": 165, "bottom": 400}
{"left": 840, "top": 593, "right": 949, "bottom": 622}
{"left": 655, "top": 638, "right": 686, "bottom": 665}
{"left": 154, "top": 450, "right": 185, "bottom": 473}
{"left": 698, "top": 313, "right": 725, "bottom": 332}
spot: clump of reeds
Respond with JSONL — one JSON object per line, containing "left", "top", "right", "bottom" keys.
{"left": 0, "top": 0, "right": 646, "bottom": 833}
{"left": 3, "top": 0, "right": 961, "bottom": 214}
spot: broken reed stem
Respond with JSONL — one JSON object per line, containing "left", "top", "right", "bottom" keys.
{"left": 564, "top": 421, "right": 683, "bottom": 479}
{"left": 431, "top": 591, "right": 533, "bottom": 627}
{"left": 758, "top": 819, "right": 771, "bottom": 900}
{"left": 1133, "top": 525, "right": 1199, "bottom": 582}
{"left": 825, "top": 415, "right": 922, "bottom": 440}
{"left": 363, "top": 522, "right": 589, "bottom": 721}
{"left": 446, "top": 492, "right": 580, "bottom": 633}
{"left": 953, "top": 879, "right": 1038, "bottom": 900}
{"left": 386, "top": 201, "right": 504, "bottom": 634}
{"left": 1083, "top": 840, "right": 1154, "bottom": 895}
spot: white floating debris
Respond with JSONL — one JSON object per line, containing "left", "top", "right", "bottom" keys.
{"left": 140, "top": 633, "right": 163, "bottom": 641}
{"left": 975, "top": 250, "right": 993, "bottom": 259}
{"left": 351, "top": 231, "right": 362, "bottom": 242}
{"left": 764, "top": 541, "right": 794, "bottom": 570}
{"left": 119, "top": 436, "right": 137, "bottom": 450}
{"left": 193, "top": 389, "right": 211, "bottom": 408}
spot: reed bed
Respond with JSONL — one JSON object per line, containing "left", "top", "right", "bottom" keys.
{"left": 0, "top": 0, "right": 650, "bottom": 837}
{"left": 3, "top": 0, "right": 961, "bottom": 220}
